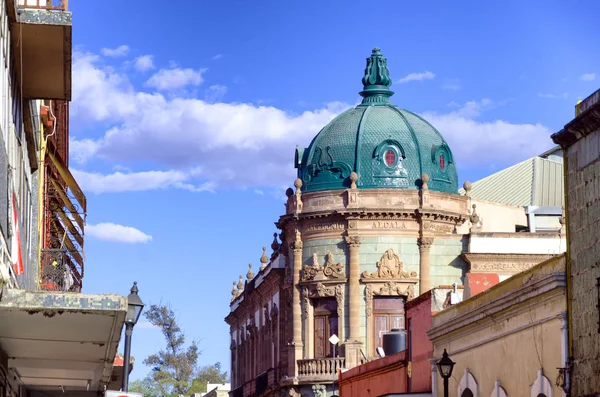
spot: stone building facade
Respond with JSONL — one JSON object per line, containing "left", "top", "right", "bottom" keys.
{"left": 226, "top": 48, "right": 567, "bottom": 397}
{"left": 552, "top": 89, "right": 600, "bottom": 397}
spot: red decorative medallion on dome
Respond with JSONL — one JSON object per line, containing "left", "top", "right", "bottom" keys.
{"left": 385, "top": 150, "right": 396, "bottom": 166}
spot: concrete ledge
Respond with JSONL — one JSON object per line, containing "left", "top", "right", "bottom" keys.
{"left": 17, "top": 8, "right": 72, "bottom": 25}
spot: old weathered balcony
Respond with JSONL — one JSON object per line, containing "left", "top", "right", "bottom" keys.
{"left": 13, "top": 0, "right": 72, "bottom": 100}
{"left": 298, "top": 357, "right": 345, "bottom": 382}
{"left": 40, "top": 248, "right": 80, "bottom": 292}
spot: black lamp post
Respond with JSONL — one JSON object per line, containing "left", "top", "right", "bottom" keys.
{"left": 436, "top": 349, "right": 455, "bottom": 397}
{"left": 123, "top": 282, "right": 145, "bottom": 392}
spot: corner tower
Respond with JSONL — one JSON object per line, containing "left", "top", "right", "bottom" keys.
{"left": 296, "top": 48, "right": 458, "bottom": 194}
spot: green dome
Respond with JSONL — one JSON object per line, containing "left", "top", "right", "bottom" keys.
{"left": 295, "top": 48, "right": 458, "bottom": 194}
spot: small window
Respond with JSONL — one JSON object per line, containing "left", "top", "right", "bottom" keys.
{"left": 384, "top": 149, "right": 396, "bottom": 166}
{"left": 439, "top": 153, "right": 445, "bottom": 170}
{"left": 461, "top": 390, "right": 474, "bottom": 397}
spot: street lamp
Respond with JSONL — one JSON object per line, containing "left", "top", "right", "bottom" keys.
{"left": 436, "top": 349, "right": 455, "bottom": 397}
{"left": 123, "top": 282, "right": 145, "bottom": 392}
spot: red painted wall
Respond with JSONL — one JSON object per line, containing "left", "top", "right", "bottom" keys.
{"left": 405, "top": 291, "right": 433, "bottom": 393}
{"left": 339, "top": 292, "right": 433, "bottom": 396}
{"left": 339, "top": 351, "right": 407, "bottom": 397}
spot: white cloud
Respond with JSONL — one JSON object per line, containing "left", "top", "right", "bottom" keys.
{"left": 581, "top": 73, "right": 596, "bottom": 81}
{"left": 86, "top": 222, "right": 152, "bottom": 244}
{"left": 254, "top": 189, "right": 264, "bottom": 195}
{"left": 538, "top": 92, "right": 568, "bottom": 99}
{"left": 397, "top": 71, "right": 435, "bottom": 83}
{"left": 71, "top": 169, "right": 214, "bottom": 194}
{"left": 146, "top": 68, "right": 207, "bottom": 91}
{"left": 71, "top": 51, "right": 553, "bottom": 193}
{"left": 212, "top": 54, "right": 224, "bottom": 61}
{"left": 101, "top": 45, "right": 130, "bottom": 57}
{"left": 204, "top": 84, "right": 227, "bottom": 103}
{"left": 134, "top": 55, "right": 155, "bottom": 72}
{"left": 442, "top": 79, "right": 461, "bottom": 91}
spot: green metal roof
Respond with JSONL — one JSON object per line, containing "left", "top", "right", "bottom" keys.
{"left": 296, "top": 48, "right": 459, "bottom": 194}
{"left": 460, "top": 149, "right": 564, "bottom": 207}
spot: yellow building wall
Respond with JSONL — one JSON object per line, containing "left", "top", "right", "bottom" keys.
{"left": 431, "top": 256, "right": 566, "bottom": 396}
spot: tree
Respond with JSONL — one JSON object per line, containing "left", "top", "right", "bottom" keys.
{"left": 190, "top": 362, "right": 229, "bottom": 393}
{"left": 129, "top": 376, "right": 160, "bottom": 397}
{"left": 143, "top": 304, "right": 199, "bottom": 397}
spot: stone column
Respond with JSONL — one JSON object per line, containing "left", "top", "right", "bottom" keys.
{"left": 418, "top": 237, "right": 434, "bottom": 295}
{"left": 429, "top": 357, "right": 438, "bottom": 396}
{"left": 345, "top": 235, "right": 361, "bottom": 339}
{"left": 344, "top": 235, "right": 363, "bottom": 368}
{"left": 288, "top": 238, "right": 304, "bottom": 378}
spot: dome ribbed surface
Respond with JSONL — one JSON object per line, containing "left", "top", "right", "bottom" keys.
{"left": 296, "top": 104, "right": 458, "bottom": 194}
{"left": 295, "top": 48, "right": 458, "bottom": 194}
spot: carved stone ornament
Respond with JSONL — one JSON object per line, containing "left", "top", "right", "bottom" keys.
{"left": 302, "top": 287, "right": 311, "bottom": 320}
{"left": 312, "top": 384, "right": 327, "bottom": 397}
{"left": 311, "top": 283, "right": 345, "bottom": 319}
{"left": 345, "top": 235, "right": 361, "bottom": 248}
{"left": 418, "top": 236, "right": 434, "bottom": 249}
{"left": 291, "top": 230, "right": 303, "bottom": 251}
{"left": 362, "top": 248, "right": 417, "bottom": 279}
{"left": 365, "top": 282, "right": 415, "bottom": 321}
{"left": 301, "top": 251, "right": 345, "bottom": 281}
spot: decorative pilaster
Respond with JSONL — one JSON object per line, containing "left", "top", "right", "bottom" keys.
{"left": 345, "top": 235, "right": 361, "bottom": 340}
{"left": 289, "top": 235, "right": 304, "bottom": 378}
{"left": 417, "top": 237, "right": 434, "bottom": 295}
{"left": 344, "top": 235, "right": 363, "bottom": 369}
{"left": 302, "top": 287, "right": 312, "bottom": 358}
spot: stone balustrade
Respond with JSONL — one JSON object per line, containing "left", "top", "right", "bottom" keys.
{"left": 298, "top": 357, "right": 345, "bottom": 381}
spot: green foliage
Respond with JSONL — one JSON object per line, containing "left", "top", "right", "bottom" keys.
{"left": 126, "top": 304, "right": 228, "bottom": 397}
{"left": 129, "top": 377, "right": 160, "bottom": 397}
{"left": 143, "top": 304, "right": 200, "bottom": 397}
{"left": 190, "top": 362, "right": 229, "bottom": 393}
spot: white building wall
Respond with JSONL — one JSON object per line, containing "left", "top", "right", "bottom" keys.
{"left": 469, "top": 236, "right": 566, "bottom": 255}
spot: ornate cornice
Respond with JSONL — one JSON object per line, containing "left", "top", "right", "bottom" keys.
{"left": 552, "top": 101, "right": 600, "bottom": 148}
{"left": 462, "top": 253, "right": 556, "bottom": 274}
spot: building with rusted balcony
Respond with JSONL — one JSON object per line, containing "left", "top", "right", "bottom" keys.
{"left": 225, "top": 48, "right": 568, "bottom": 397}
{"left": 0, "top": 1, "right": 128, "bottom": 396}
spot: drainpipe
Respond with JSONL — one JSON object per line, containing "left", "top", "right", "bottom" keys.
{"left": 561, "top": 146, "right": 573, "bottom": 396}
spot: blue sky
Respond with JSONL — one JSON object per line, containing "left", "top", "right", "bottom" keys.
{"left": 69, "top": 0, "right": 600, "bottom": 381}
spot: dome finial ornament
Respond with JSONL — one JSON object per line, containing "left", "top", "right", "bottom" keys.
{"left": 360, "top": 47, "right": 394, "bottom": 105}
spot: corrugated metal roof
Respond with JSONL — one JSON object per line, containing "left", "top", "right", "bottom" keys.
{"left": 532, "top": 157, "right": 564, "bottom": 206}
{"left": 460, "top": 158, "right": 534, "bottom": 206}
{"left": 460, "top": 154, "right": 564, "bottom": 208}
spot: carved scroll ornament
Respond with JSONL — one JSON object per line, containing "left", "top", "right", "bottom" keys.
{"left": 362, "top": 248, "right": 417, "bottom": 279}
{"left": 301, "top": 252, "right": 345, "bottom": 281}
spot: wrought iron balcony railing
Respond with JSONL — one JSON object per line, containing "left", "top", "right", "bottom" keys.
{"left": 40, "top": 248, "right": 78, "bottom": 292}
{"left": 18, "top": 0, "right": 68, "bottom": 11}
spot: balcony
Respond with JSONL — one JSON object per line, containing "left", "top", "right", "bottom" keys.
{"left": 298, "top": 357, "right": 345, "bottom": 382}
{"left": 40, "top": 248, "right": 79, "bottom": 292}
{"left": 13, "top": 0, "right": 72, "bottom": 100}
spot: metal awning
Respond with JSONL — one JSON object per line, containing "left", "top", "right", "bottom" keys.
{"left": 0, "top": 289, "right": 126, "bottom": 395}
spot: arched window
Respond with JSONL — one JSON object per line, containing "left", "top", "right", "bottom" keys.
{"left": 458, "top": 368, "right": 479, "bottom": 397}
{"left": 491, "top": 380, "right": 508, "bottom": 397}
{"left": 530, "top": 369, "right": 553, "bottom": 397}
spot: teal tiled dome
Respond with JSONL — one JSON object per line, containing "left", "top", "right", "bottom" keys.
{"left": 295, "top": 48, "right": 458, "bottom": 194}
